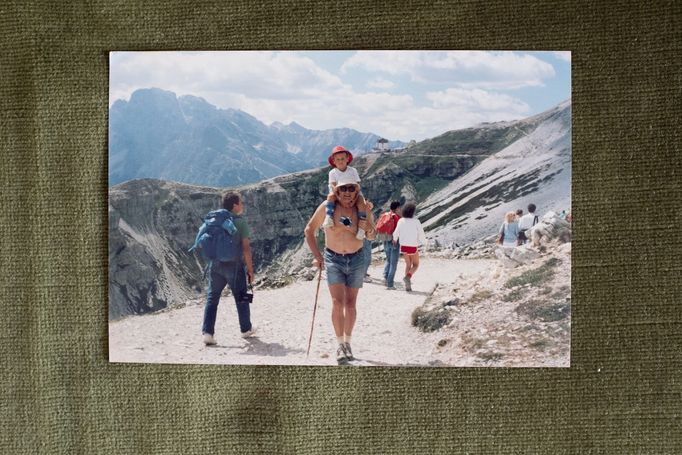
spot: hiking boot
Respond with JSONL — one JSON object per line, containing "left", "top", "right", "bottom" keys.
{"left": 363, "top": 275, "right": 372, "bottom": 283}
{"left": 386, "top": 285, "right": 396, "bottom": 290}
{"left": 403, "top": 276, "right": 412, "bottom": 292}
{"left": 203, "top": 333, "right": 217, "bottom": 346}
{"left": 336, "top": 343, "right": 349, "bottom": 364}
{"left": 355, "top": 228, "right": 366, "bottom": 240}
{"left": 322, "top": 215, "right": 334, "bottom": 228}
{"left": 241, "top": 326, "right": 257, "bottom": 338}
{"left": 344, "top": 342, "right": 355, "bottom": 361}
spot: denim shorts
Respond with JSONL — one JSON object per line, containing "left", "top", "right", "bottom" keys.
{"left": 324, "top": 247, "right": 365, "bottom": 289}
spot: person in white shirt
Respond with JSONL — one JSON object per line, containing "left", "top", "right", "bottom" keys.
{"left": 517, "top": 203, "right": 539, "bottom": 244}
{"left": 322, "top": 146, "right": 369, "bottom": 240}
{"left": 392, "top": 202, "right": 426, "bottom": 292}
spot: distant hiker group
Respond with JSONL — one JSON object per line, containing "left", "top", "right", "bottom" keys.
{"left": 497, "top": 203, "right": 540, "bottom": 247}
{"left": 495, "top": 203, "right": 572, "bottom": 250}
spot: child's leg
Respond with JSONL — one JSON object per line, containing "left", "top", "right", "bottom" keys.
{"left": 402, "top": 254, "right": 413, "bottom": 291}
{"left": 410, "top": 252, "right": 420, "bottom": 277}
{"left": 323, "top": 193, "right": 336, "bottom": 227}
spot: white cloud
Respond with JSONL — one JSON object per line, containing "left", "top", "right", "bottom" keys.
{"left": 109, "top": 51, "right": 568, "bottom": 142}
{"left": 553, "top": 51, "right": 571, "bottom": 62}
{"left": 367, "top": 78, "right": 396, "bottom": 90}
{"left": 427, "top": 88, "right": 530, "bottom": 114}
{"left": 236, "top": 90, "right": 414, "bottom": 135}
{"left": 342, "top": 51, "right": 555, "bottom": 89}
{"left": 110, "top": 51, "right": 347, "bottom": 104}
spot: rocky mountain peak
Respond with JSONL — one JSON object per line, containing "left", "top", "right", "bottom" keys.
{"left": 109, "top": 88, "right": 405, "bottom": 187}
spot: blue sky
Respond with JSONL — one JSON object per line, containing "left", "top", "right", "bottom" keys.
{"left": 110, "top": 51, "right": 570, "bottom": 142}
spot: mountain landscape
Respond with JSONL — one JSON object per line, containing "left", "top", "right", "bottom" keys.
{"left": 109, "top": 88, "right": 404, "bottom": 187}
{"left": 108, "top": 99, "right": 571, "bottom": 324}
{"left": 419, "top": 99, "right": 572, "bottom": 245}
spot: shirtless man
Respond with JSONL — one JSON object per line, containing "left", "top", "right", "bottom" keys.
{"left": 304, "top": 173, "right": 376, "bottom": 364}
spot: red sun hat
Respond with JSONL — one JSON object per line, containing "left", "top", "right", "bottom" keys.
{"left": 328, "top": 145, "right": 353, "bottom": 168}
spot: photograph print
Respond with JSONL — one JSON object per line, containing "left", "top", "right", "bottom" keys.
{"left": 108, "top": 50, "right": 572, "bottom": 367}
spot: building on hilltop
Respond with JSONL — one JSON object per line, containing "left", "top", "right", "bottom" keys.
{"left": 372, "top": 137, "right": 390, "bottom": 152}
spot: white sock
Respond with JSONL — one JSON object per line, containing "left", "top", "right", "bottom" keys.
{"left": 337, "top": 336, "right": 345, "bottom": 345}
{"left": 344, "top": 335, "right": 352, "bottom": 345}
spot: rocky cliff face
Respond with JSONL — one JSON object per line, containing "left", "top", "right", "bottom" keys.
{"left": 109, "top": 100, "right": 571, "bottom": 319}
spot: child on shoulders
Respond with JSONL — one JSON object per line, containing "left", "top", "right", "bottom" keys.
{"left": 322, "top": 145, "right": 369, "bottom": 240}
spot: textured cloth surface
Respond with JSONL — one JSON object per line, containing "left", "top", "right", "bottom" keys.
{"left": 2, "top": 1, "right": 681, "bottom": 453}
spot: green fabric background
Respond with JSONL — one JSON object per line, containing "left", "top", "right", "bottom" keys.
{"left": 2, "top": 1, "right": 680, "bottom": 453}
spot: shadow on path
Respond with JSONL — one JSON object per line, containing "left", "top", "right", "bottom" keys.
{"left": 361, "top": 277, "right": 432, "bottom": 297}
{"left": 344, "top": 357, "right": 393, "bottom": 367}
{"left": 406, "top": 290, "right": 431, "bottom": 296}
{"left": 206, "top": 343, "right": 244, "bottom": 350}
{"left": 239, "top": 338, "right": 306, "bottom": 357}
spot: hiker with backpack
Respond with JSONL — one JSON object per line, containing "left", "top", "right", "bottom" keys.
{"left": 304, "top": 173, "right": 376, "bottom": 364}
{"left": 376, "top": 200, "right": 402, "bottom": 290}
{"left": 190, "top": 191, "right": 256, "bottom": 346}
{"left": 322, "top": 146, "right": 370, "bottom": 240}
{"left": 392, "top": 202, "right": 426, "bottom": 292}
{"left": 517, "top": 203, "right": 539, "bottom": 244}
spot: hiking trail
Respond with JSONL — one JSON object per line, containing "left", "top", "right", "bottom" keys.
{"left": 109, "top": 257, "right": 495, "bottom": 366}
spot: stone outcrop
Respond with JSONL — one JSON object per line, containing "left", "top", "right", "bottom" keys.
{"left": 493, "top": 211, "right": 571, "bottom": 268}
{"left": 530, "top": 211, "right": 572, "bottom": 246}
{"left": 411, "top": 240, "right": 571, "bottom": 367}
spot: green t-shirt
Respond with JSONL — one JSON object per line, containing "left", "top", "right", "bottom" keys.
{"left": 233, "top": 216, "right": 251, "bottom": 243}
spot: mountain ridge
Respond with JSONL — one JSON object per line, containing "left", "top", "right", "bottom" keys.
{"left": 109, "top": 88, "right": 405, "bottom": 187}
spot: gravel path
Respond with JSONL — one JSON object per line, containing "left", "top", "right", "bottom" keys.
{"left": 109, "top": 257, "right": 495, "bottom": 366}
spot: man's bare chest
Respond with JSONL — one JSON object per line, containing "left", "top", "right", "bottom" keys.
{"left": 333, "top": 207, "right": 358, "bottom": 234}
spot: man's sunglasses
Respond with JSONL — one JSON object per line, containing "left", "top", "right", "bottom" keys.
{"left": 338, "top": 185, "right": 357, "bottom": 193}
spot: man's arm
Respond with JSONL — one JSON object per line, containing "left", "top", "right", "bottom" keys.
{"left": 304, "top": 203, "right": 327, "bottom": 269}
{"left": 392, "top": 219, "right": 401, "bottom": 245}
{"left": 418, "top": 221, "right": 427, "bottom": 247}
{"left": 358, "top": 205, "right": 376, "bottom": 240}
{"left": 241, "top": 238, "right": 254, "bottom": 284}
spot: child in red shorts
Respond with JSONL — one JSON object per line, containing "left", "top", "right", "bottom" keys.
{"left": 391, "top": 202, "right": 426, "bottom": 291}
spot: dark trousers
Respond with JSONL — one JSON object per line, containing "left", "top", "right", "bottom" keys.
{"left": 383, "top": 240, "right": 400, "bottom": 287}
{"left": 202, "top": 260, "right": 251, "bottom": 335}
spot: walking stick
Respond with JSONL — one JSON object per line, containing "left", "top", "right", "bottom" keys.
{"left": 306, "top": 267, "right": 323, "bottom": 358}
